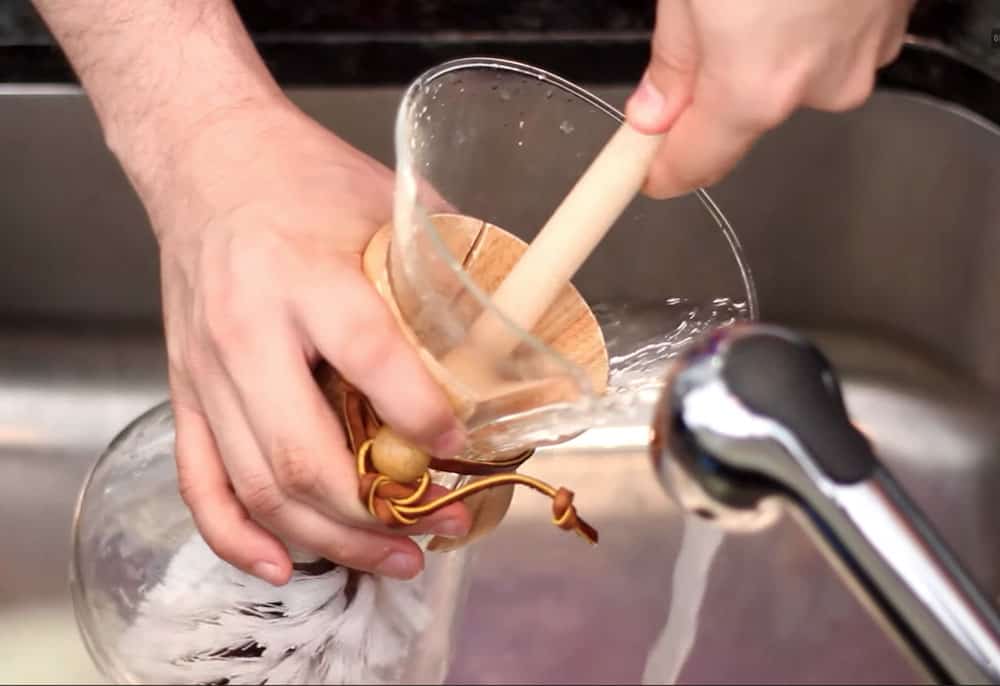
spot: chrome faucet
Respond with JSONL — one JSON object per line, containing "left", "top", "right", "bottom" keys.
{"left": 651, "top": 323, "right": 1000, "bottom": 685}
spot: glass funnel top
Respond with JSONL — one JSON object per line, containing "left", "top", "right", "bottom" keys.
{"left": 387, "top": 57, "right": 757, "bottom": 456}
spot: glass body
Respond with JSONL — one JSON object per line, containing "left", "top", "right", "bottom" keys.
{"left": 387, "top": 58, "right": 756, "bottom": 455}
{"left": 69, "top": 58, "right": 757, "bottom": 685}
{"left": 70, "top": 402, "right": 471, "bottom": 685}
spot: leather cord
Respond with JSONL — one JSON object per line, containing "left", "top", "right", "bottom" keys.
{"left": 356, "top": 439, "right": 599, "bottom": 545}
{"left": 319, "top": 364, "right": 598, "bottom": 546}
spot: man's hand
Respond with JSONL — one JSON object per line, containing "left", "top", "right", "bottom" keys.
{"left": 157, "top": 103, "right": 471, "bottom": 585}
{"left": 627, "top": 0, "right": 915, "bottom": 198}
{"left": 31, "top": 0, "right": 469, "bottom": 585}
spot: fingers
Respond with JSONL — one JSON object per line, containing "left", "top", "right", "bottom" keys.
{"left": 625, "top": 0, "right": 698, "bottom": 134}
{"left": 641, "top": 74, "right": 774, "bottom": 199}
{"left": 878, "top": 0, "right": 914, "bottom": 66}
{"left": 251, "top": 492, "right": 430, "bottom": 579}
{"left": 192, "top": 361, "right": 436, "bottom": 580}
{"left": 218, "top": 311, "right": 471, "bottom": 538}
{"left": 628, "top": 0, "right": 761, "bottom": 198}
{"left": 217, "top": 313, "right": 368, "bottom": 519}
{"left": 297, "top": 266, "right": 465, "bottom": 459}
{"left": 632, "top": 0, "right": 910, "bottom": 198}
{"left": 173, "top": 400, "right": 294, "bottom": 586}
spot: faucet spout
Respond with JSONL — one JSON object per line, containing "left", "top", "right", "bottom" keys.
{"left": 651, "top": 323, "right": 1000, "bottom": 685}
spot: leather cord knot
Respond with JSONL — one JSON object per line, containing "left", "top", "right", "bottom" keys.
{"left": 357, "top": 439, "right": 598, "bottom": 545}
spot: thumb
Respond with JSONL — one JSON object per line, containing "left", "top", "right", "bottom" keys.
{"left": 626, "top": 0, "right": 699, "bottom": 134}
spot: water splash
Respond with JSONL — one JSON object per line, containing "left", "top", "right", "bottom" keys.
{"left": 460, "top": 297, "right": 750, "bottom": 456}
{"left": 595, "top": 297, "right": 749, "bottom": 395}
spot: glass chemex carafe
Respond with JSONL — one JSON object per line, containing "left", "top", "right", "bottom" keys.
{"left": 70, "top": 57, "right": 757, "bottom": 685}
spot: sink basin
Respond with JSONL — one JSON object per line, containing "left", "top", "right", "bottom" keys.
{"left": 2, "top": 46, "right": 1000, "bottom": 684}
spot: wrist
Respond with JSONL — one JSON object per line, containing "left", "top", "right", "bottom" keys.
{"left": 105, "top": 59, "right": 289, "bottom": 213}
{"left": 130, "top": 94, "right": 312, "bottom": 243}
{"left": 113, "top": 85, "right": 292, "bottom": 215}
{"left": 46, "top": 1, "right": 289, "bottom": 213}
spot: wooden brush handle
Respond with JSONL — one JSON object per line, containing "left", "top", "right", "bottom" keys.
{"left": 464, "top": 123, "right": 663, "bottom": 360}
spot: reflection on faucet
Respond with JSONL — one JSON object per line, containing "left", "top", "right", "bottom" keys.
{"left": 650, "top": 323, "right": 1000, "bottom": 685}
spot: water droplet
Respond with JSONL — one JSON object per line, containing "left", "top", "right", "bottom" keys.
{"left": 559, "top": 120, "right": 575, "bottom": 134}
{"left": 545, "top": 88, "right": 553, "bottom": 99}
{"left": 518, "top": 120, "right": 524, "bottom": 129}
{"left": 517, "top": 140, "right": 524, "bottom": 147}
{"left": 499, "top": 88, "right": 512, "bottom": 101}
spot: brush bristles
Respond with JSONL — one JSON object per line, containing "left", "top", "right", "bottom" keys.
{"left": 117, "top": 534, "right": 435, "bottom": 685}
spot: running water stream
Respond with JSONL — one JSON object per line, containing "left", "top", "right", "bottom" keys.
{"left": 641, "top": 515, "right": 726, "bottom": 684}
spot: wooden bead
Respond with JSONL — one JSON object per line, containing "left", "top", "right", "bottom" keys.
{"left": 370, "top": 426, "right": 431, "bottom": 483}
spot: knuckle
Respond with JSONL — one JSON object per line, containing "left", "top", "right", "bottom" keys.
{"left": 320, "top": 539, "right": 371, "bottom": 569}
{"left": 166, "top": 352, "right": 189, "bottom": 385}
{"left": 644, "top": 159, "right": 686, "bottom": 200}
{"left": 698, "top": 170, "right": 726, "bottom": 191}
{"left": 166, "top": 336, "right": 205, "bottom": 385}
{"left": 201, "top": 291, "right": 253, "bottom": 351}
{"left": 826, "top": 73, "right": 876, "bottom": 112}
{"left": 236, "top": 472, "right": 287, "bottom": 519}
{"left": 176, "top": 462, "right": 201, "bottom": 511}
{"left": 270, "top": 441, "right": 321, "bottom": 499}
{"left": 879, "top": 31, "right": 906, "bottom": 67}
{"left": 650, "top": 41, "right": 698, "bottom": 78}
{"left": 199, "top": 237, "right": 285, "bottom": 351}
{"left": 880, "top": 42, "right": 903, "bottom": 67}
{"left": 751, "top": 84, "right": 803, "bottom": 131}
{"left": 672, "top": 164, "right": 716, "bottom": 193}
{"left": 662, "top": 153, "right": 726, "bottom": 193}
{"left": 721, "top": 64, "right": 807, "bottom": 132}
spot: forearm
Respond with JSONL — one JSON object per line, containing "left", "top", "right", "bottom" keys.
{"left": 31, "top": 0, "right": 288, "bottom": 201}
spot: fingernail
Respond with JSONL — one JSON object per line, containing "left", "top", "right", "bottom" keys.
{"left": 252, "top": 561, "right": 286, "bottom": 586}
{"left": 430, "top": 518, "right": 470, "bottom": 538}
{"left": 627, "top": 74, "right": 669, "bottom": 132}
{"left": 431, "top": 426, "right": 465, "bottom": 458}
{"left": 376, "top": 551, "right": 420, "bottom": 579}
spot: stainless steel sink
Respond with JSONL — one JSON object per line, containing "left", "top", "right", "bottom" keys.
{"left": 3, "top": 44, "right": 1000, "bottom": 684}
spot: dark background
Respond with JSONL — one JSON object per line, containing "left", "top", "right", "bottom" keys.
{"left": 0, "top": 0, "right": 993, "bottom": 86}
